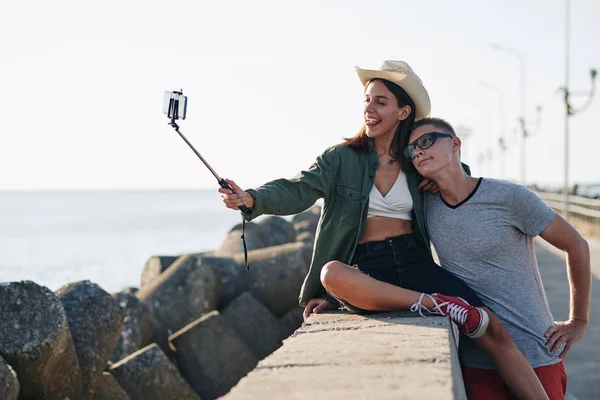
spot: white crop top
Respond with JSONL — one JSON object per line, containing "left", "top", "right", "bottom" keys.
{"left": 367, "top": 172, "right": 413, "bottom": 220}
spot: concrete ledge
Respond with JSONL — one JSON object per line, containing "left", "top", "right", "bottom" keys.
{"left": 222, "top": 311, "right": 466, "bottom": 400}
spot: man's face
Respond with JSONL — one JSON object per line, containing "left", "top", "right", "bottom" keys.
{"left": 408, "top": 124, "right": 457, "bottom": 177}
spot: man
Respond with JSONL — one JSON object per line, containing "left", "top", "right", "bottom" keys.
{"left": 405, "top": 117, "right": 591, "bottom": 399}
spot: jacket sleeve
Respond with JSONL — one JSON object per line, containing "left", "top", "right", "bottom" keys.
{"left": 242, "top": 146, "right": 338, "bottom": 221}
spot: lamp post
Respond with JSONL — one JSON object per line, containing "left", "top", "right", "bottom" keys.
{"left": 491, "top": 43, "right": 527, "bottom": 184}
{"left": 560, "top": 0, "right": 597, "bottom": 219}
{"left": 478, "top": 82, "right": 506, "bottom": 179}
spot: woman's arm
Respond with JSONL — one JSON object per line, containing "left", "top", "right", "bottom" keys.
{"left": 241, "top": 147, "right": 338, "bottom": 221}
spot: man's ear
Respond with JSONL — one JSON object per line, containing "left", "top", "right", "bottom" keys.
{"left": 452, "top": 137, "right": 462, "bottom": 154}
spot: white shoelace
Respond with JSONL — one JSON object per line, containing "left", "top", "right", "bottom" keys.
{"left": 410, "top": 293, "right": 468, "bottom": 324}
{"left": 442, "top": 302, "right": 468, "bottom": 324}
{"left": 410, "top": 293, "right": 445, "bottom": 317}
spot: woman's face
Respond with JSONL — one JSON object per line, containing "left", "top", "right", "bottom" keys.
{"left": 363, "top": 80, "right": 411, "bottom": 140}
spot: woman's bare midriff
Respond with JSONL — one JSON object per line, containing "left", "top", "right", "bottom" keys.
{"left": 359, "top": 216, "right": 413, "bottom": 244}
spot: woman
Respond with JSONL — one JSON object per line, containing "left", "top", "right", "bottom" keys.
{"left": 219, "top": 60, "right": 548, "bottom": 399}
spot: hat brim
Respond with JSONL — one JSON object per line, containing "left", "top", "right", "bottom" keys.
{"left": 355, "top": 67, "right": 431, "bottom": 121}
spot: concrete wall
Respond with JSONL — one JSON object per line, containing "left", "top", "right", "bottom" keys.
{"left": 223, "top": 311, "right": 466, "bottom": 400}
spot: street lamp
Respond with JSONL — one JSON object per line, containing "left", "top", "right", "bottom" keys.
{"left": 490, "top": 44, "right": 544, "bottom": 185}
{"left": 560, "top": 0, "right": 597, "bottom": 219}
{"left": 478, "top": 81, "right": 506, "bottom": 179}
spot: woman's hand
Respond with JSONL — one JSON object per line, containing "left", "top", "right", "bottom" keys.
{"left": 303, "top": 298, "right": 334, "bottom": 321}
{"left": 418, "top": 178, "right": 439, "bottom": 193}
{"left": 218, "top": 179, "right": 255, "bottom": 210}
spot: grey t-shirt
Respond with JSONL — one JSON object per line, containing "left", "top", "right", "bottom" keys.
{"left": 424, "top": 178, "right": 559, "bottom": 369}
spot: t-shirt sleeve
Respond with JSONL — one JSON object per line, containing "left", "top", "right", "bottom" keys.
{"left": 509, "top": 184, "right": 556, "bottom": 236}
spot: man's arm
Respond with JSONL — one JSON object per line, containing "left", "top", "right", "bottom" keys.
{"left": 539, "top": 213, "right": 591, "bottom": 358}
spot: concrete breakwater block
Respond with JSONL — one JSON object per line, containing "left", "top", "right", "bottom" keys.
{"left": 56, "top": 280, "right": 124, "bottom": 400}
{"left": 140, "top": 256, "right": 178, "bottom": 289}
{"left": 136, "top": 254, "right": 222, "bottom": 353}
{"left": 233, "top": 242, "right": 312, "bottom": 316}
{"left": 256, "top": 216, "right": 296, "bottom": 245}
{"left": 0, "top": 281, "right": 83, "bottom": 400}
{"left": 222, "top": 292, "right": 284, "bottom": 360}
{"left": 91, "top": 372, "right": 130, "bottom": 400}
{"left": 291, "top": 205, "right": 320, "bottom": 230}
{"left": 109, "top": 344, "right": 200, "bottom": 400}
{"left": 216, "top": 222, "right": 270, "bottom": 256}
{"left": 188, "top": 255, "right": 248, "bottom": 309}
{"left": 111, "top": 291, "right": 155, "bottom": 363}
{"left": 216, "top": 216, "right": 296, "bottom": 256}
{"left": 279, "top": 306, "right": 305, "bottom": 340}
{"left": 295, "top": 231, "right": 315, "bottom": 247}
{"left": 0, "top": 355, "right": 19, "bottom": 400}
{"left": 169, "top": 311, "right": 258, "bottom": 400}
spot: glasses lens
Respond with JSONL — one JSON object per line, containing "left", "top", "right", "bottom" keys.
{"left": 417, "top": 133, "right": 436, "bottom": 150}
{"left": 403, "top": 145, "right": 415, "bottom": 160}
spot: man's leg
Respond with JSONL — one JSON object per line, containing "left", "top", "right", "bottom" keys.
{"left": 463, "top": 361, "right": 566, "bottom": 400}
{"left": 401, "top": 263, "right": 549, "bottom": 400}
{"left": 322, "top": 261, "right": 548, "bottom": 400}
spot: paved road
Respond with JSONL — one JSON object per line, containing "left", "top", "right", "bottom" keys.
{"left": 535, "top": 237, "right": 600, "bottom": 400}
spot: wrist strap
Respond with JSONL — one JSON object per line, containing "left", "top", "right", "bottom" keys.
{"left": 241, "top": 219, "right": 249, "bottom": 270}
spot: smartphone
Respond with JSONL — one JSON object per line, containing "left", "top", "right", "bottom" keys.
{"left": 163, "top": 90, "right": 187, "bottom": 120}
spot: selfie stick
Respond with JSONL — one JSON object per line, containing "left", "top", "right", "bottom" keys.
{"left": 165, "top": 90, "right": 251, "bottom": 270}
{"left": 166, "top": 92, "right": 252, "bottom": 215}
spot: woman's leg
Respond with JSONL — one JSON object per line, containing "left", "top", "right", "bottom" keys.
{"left": 321, "top": 261, "right": 548, "bottom": 400}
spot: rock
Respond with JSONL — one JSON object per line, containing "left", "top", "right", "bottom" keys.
{"left": 233, "top": 242, "right": 312, "bottom": 316}
{"left": 109, "top": 344, "right": 199, "bottom": 400}
{"left": 256, "top": 216, "right": 296, "bottom": 245}
{"left": 136, "top": 254, "right": 222, "bottom": 354}
{"left": 221, "top": 292, "right": 284, "bottom": 359}
{"left": 295, "top": 231, "right": 315, "bottom": 245}
{"left": 291, "top": 205, "right": 321, "bottom": 231}
{"left": 293, "top": 220, "right": 314, "bottom": 236}
{"left": 122, "top": 287, "right": 139, "bottom": 295}
{"left": 0, "top": 281, "right": 82, "bottom": 400}
{"left": 195, "top": 255, "right": 248, "bottom": 309}
{"left": 216, "top": 222, "right": 270, "bottom": 256}
{"left": 279, "top": 306, "right": 305, "bottom": 340}
{"left": 140, "top": 256, "right": 179, "bottom": 289}
{"left": 169, "top": 311, "right": 258, "bottom": 400}
{"left": 0, "top": 355, "right": 19, "bottom": 400}
{"left": 110, "top": 291, "right": 155, "bottom": 363}
{"left": 91, "top": 372, "right": 130, "bottom": 400}
{"left": 56, "top": 280, "right": 124, "bottom": 400}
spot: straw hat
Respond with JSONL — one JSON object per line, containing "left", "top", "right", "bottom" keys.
{"left": 355, "top": 60, "right": 431, "bottom": 120}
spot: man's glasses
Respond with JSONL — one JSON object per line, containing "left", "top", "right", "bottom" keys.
{"left": 403, "top": 131, "right": 454, "bottom": 160}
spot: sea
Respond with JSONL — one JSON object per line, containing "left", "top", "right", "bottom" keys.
{"left": 0, "top": 190, "right": 252, "bottom": 293}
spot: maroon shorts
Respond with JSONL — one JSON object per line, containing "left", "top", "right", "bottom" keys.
{"left": 463, "top": 361, "right": 567, "bottom": 400}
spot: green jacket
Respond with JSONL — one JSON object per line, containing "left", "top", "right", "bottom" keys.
{"left": 244, "top": 138, "right": 432, "bottom": 306}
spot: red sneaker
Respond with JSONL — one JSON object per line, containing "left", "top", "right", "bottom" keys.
{"left": 410, "top": 293, "right": 489, "bottom": 338}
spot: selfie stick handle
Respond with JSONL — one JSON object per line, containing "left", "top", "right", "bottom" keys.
{"left": 169, "top": 121, "right": 252, "bottom": 214}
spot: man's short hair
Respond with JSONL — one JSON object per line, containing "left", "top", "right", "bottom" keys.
{"left": 410, "top": 117, "right": 456, "bottom": 136}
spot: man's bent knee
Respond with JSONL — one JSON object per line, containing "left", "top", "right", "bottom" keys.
{"left": 484, "top": 308, "right": 512, "bottom": 343}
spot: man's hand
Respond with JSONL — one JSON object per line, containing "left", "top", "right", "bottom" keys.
{"left": 303, "top": 298, "right": 334, "bottom": 321}
{"left": 544, "top": 319, "right": 588, "bottom": 358}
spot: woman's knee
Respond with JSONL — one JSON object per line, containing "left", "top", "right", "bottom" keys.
{"left": 320, "top": 260, "right": 346, "bottom": 290}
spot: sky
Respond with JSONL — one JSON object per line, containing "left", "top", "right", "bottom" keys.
{"left": 1, "top": 0, "right": 598, "bottom": 190}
